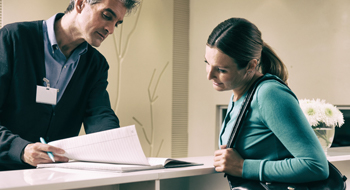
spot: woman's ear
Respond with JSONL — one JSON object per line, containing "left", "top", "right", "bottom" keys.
{"left": 246, "top": 59, "right": 258, "bottom": 73}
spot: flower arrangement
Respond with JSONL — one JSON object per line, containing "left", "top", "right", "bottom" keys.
{"left": 299, "top": 99, "right": 344, "bottom": 150}
{"left": 299, "top": 99, "right": 344, "bottom": 128}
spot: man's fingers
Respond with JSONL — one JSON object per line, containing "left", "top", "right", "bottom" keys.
{"left": 38, "top": 143, "right": 65, "bottom": 155}
{"left": 22, "top": 144, "right": 50, "bottom": 166}
{"left": 37, "top": 151, "right": 69, "bottom": 163}
{"left": 22, "top": 143, "right": 68, "bottom": 166}
{"left": 38, "top": 144, "right": 69, "bottom": 162}
{"left": 53, "top": 155, "right": 70, "bottom": 162}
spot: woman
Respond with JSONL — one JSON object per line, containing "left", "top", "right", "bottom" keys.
{"left": 206, "top": 18, "right": 329, "bottom": 183}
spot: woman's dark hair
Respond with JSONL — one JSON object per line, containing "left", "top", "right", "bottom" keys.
{"left": 207, "top": 18, "right": 288, "bottom": 82}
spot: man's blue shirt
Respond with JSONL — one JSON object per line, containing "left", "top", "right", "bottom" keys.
{"left": 43, "top": 13, "right": 88, "bottom": 103}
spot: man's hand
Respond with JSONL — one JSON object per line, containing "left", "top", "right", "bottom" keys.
{"left": 213, "top": 145, "right": 244, "bottom": 177}
{"left": 21, "top": 143, "right": 69, "bottom": 166}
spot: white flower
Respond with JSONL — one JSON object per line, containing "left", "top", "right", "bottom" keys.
{"left": 299, "top": 99, "right": 344, "bottom": 128}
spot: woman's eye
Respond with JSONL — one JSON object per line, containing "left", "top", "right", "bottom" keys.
{"left": 218, "top": 69, "right": 226, "bottom": 73}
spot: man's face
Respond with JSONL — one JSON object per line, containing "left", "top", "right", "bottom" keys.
{"left": 77, "top": 0, "right": 127, "bottom": 47}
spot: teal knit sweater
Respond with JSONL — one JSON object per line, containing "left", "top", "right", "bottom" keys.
{"left": 219, "top": 74, "right": 329, "bottom": 183}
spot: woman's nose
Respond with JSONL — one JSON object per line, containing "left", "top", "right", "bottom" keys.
{"left": 207, "top": 67, "right": 215, "bottom": 80}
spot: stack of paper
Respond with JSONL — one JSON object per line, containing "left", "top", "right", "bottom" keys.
{"left": 37, "top": 125, "right": 202, "bottom": 172}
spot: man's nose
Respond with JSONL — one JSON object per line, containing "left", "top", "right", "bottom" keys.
{"left": 105, "top": 24, "right": 115, "bottom": 35}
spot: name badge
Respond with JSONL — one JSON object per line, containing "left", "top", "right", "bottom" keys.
{"left": 36, "top": 78, "right": 58, "bottom": 105}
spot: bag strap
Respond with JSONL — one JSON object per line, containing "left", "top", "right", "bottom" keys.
{"left": 226, "top": 75, "right": 288, "bottom": 148}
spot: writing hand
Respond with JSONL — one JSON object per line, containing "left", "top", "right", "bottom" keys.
{"left": 213, "top": 144, "right": 244, "bottom": 177}
{"left": 21, "top": 142, "right": 69, "bottom": 166}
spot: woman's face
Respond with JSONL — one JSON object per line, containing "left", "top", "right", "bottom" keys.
{"left": 205, "top": 46, "right": 247, "bottom": 92}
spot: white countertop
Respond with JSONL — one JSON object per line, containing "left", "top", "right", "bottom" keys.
{"left": 0, "top": 147, "right": 349, "bottom": 190}
{"left": 326, "top": 146, "right": 350, "bottom": 162}
{"left": 0, "top": 156, "right": 216, "bottom": 190}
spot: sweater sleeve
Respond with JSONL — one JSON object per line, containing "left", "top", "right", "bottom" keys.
{"left": 83, "top": 55, "right": 120, "bottom": 134}
{"left": 0, "top": 26, "right": 32, "bottom": 167}
{"left": 242, "top": 81, "right": 329, "bottom": 183}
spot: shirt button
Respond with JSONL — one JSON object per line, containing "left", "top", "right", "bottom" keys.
{"left": 64, "top": 66, "right": 67, "bottom": 68}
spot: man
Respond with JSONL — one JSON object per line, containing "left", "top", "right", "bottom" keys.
{"left": 0, "top": 0, "right": 140, "bottom": 171}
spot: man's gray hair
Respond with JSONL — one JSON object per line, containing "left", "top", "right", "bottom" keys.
{"left": 65, "top": 0, "right": 140, "bottom": 14}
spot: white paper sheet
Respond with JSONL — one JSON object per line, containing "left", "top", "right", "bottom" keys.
{"left": 48, "top": 125, "right": 149, "bottom": 165}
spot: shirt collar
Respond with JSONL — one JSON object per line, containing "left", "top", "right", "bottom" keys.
{"left": 45, "top": 13, "right": 61, "bottom": 49}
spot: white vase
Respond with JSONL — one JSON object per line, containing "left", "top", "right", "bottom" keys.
{"left": 313, "top": 125, "right": 335, "bottom": 154}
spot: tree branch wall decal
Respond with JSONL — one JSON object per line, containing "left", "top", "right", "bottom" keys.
{"left": 133, "top": 62, "right": 169, "bottom": 157}
{"left": 110, "top": 1, "right": 172, "bottom": 157}
{"left": 112, "top": 1, "right": 143, "bottom": 111}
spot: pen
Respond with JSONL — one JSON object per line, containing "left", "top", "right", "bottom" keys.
{"left": 39, "top": 137, "right": 55, "bottom": 162}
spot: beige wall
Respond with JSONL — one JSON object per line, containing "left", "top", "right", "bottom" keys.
{"left": 3, "top": 0, "right": 68, "bottom": 23}
{"left": 188, "top": 0, "right": 350, "bottom": 156}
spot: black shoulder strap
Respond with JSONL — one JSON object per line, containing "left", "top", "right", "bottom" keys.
{"left": 226, "top": 75, "right": 289, "bottom": 148}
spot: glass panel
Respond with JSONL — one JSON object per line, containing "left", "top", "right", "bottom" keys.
{"left": 332, "top": 106, "right": 350, "bottom": 147}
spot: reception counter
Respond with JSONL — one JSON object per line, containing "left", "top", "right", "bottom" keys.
{"left": 1, "top": 147, "right": 349, "bottom": 190}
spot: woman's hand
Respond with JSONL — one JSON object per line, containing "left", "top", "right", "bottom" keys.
{"left": 213, "top": 145, "right": 244, "bottom": 177}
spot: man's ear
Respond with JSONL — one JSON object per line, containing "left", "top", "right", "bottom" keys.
{"left": 246, "top": 59, "right": 258, "bottom": 72}
{"left": 75, "top": 0, "right": 85, "bottom": 13}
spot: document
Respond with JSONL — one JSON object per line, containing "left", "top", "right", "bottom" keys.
{"left": 37, "top": 125, "right": 202, "bottom": 172}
